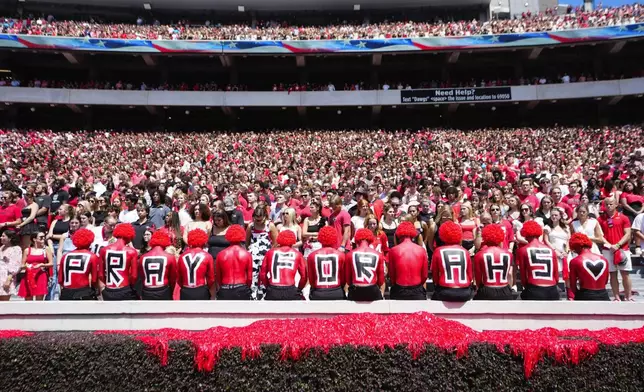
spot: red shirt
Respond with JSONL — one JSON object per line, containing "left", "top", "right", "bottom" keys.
{"left": 215, "top": 245, "right": 253, "bottom": 287}
{"left": 0, "top": 204, "right": 21, "bottom": 227}
{"left": 345, "top": 244, "right": 385, "bottom": 287}
{"left": 139, "top": 246, "right": 177, "bottom": 289}
{"left": 556, "top": 201, "right": 574, "bottom": 221}
{"left": 371, "top": 199, "right": 384, "bottom": 221}
{"left": 431, "top": 245, "right": 473, "bottom": 289}
{"left": 370, "top": 232, "right": 390, "bottom": 257}
{"left": 329, "top": 209, "right": 352, "bottom": 250}
{"left": 307, "top": 247, "right": 345, "bottom": 289}
{"left": 518, "top": 194, "right": 539, "bottom": 211}
{"left": 58, "top": 249, "right": 100, "bottom": 289}
{"left": 516, "top": 239, "right": 559, "bottom": 287}
{"left": 474, "top": 246, "right": 512, "bottom": 288}
{"left": 561, "top": 193, "right": 581, "bottom": 210}
{"left": 388, "top": 238, "right": 428, "bottom": 286}
{"left": 99, "top": 239, "right": 139, "bottom": 289}
{"left": 260, "top": 247, "right": 307, "bottom": 289}
{"left": 493, "top": 219, "right": 514, "bottom": 250}
{"left": 177, "top": 248, "right": 215, "bottom": 288}
{"left": 598, "top": 212, "right": 630, "bottom": 250}
{"left": 568, "top": 249, "right": 609, "bottom": 297}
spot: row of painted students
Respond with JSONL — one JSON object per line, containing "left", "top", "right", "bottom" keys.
{"left": 47, "top": 219, "right": 610, "bottom": 301}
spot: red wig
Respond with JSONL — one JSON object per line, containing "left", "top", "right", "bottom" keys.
{"left": 187, "top": 229, "right": 209, "bottom": 248}
{"left": 149, "top": 231, "right": 171, "bottom": 249}
{"left": 318, "top": 226, "right": 337, "bottom": 248}
{"left": 396, "top": 221, "right": 418, "bottom": 239}
{"left": 113, "top": 223, "right": 136, "bottom": 242}
{"left": 438, "top": 221, "right": 463, "bottom": 246}
{"left": 569, "top": 233, "right": 593, "bottom": 254}
{"left": 225, "top": 225, "right": 246, "bottom": 243}
{"left": 520, "top": 220, "right": 543, "bottom": 239}
{"left": 481, "top": 224, "right": 505, "bottom": 247}
{"left": 71, "top": 228, "right": 95, "bottom": 250}
{"left": 277, "top": 230, "right": 297, "bottom": 247}
{"left": 354, "top": 228, "right": 375, "bottom": 244}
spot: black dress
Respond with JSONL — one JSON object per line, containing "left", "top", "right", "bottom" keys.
{"left": 19, "top": 206, "right": 40, "bottom": 235}
{"left": 208, "top": 234, "right": 230, "bottom": 262}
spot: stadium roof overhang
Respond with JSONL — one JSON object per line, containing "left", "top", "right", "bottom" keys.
{"left": 32, "top": 0, "right": 491, "bottom": 11}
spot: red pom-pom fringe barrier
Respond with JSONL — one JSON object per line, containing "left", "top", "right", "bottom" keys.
{"left": 91, "top": 312, "right": 644, "bottom": 378}
{"left": 0, "top": 331, "right": 32, "bottom": 340}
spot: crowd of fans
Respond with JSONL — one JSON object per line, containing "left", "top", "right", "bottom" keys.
{"left": 0, "top": 126, "right": 642, "bottom": 302}
{"left": 1, "top": 72, "right": 635, "bottom": 93}
{"left": 1, "top": 4, "right": 642, "bottom": 40}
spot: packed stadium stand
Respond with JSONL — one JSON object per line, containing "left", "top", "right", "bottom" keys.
{"left": 0, "top": 0, "right": 642, "bottom": 307}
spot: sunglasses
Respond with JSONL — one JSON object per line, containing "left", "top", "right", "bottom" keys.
{"left": 391, "top": 204, "right": 400, "bottom": 208}
{"left": 491, "top": 208, "right": 500, "bottom": 212}
{"left": 36, "top": 236, "right": 45, "bottom": 240}
{"left": 521, "top": 208, "right": 530, "bottom": 212}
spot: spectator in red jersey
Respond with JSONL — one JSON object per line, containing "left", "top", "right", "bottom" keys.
{"left": 307, "top": 226, "right": 346, "bottom": 301}
{"left": 215, "top": 225, "right": 253, "bottom": 300}
{"left": 99, "top": 223, "right": 139, "bottom": 301}
{"left": 388, "top": 221, "right": 428, "bottom": 300}
{"left": 430, "top": 221, "right": 473, "bottom": 302}
{"left": 139, "top": 230, "right": 177, "bottom": 300}
{"left": 518, "top": 178, "right": 540, "bottom": 212}
{"left": 58, "top": 228, "right": 100, "bottom": 300}
{"left": 562, "top": 180, "right": 582, "bottom": 211}
{"left": 488, "top": 204, "right": 514, "bottom": 251}
{"left": 473, "top": 224, "right": 514, "bottom": 300}
{"left": 260, "top": 230, "right": 306, "bottom": 301}
{"left": 178, "top": 229, "right": 215, "bottom": 300}
{"left": 345, "top": 228, "right": 385, "bottom": 301}
{"left": 0, "top": 190, "right": 21, "bottom": 234}
{"left": 567, "top": 233, "right": 610, "bottom": 301}
{"left": 365, "top": 214, "right": 389, "bottom": 257}
{"left": 598, "top": 198, "right": 633, "bottom": 302}
{"left": 552, "top": 187, "right": 574, "bottom": 222}
{"left": 329, "top": 195, "right": 352, "bottom": 253}
{"left": 516, "top": 221, "right": 560, "bottom": 301}
{"left": 18, "top": 230, "right": 53, "bottom": 301}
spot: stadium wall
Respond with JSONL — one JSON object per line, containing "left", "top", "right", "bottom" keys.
{"left": 1, "top": 78, "right": 643, "bottom": 106}
{"left": 0, "top": 301, "right": 642, "bottom": 331}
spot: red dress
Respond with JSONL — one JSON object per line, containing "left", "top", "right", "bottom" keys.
{"left": 18, "top": 248, "right": 49, "bottom": 297}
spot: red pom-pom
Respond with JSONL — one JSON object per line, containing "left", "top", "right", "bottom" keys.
{"left": 113, "top": 223, "right": 136, "bottom": 242}
{"left": 354, "top": 228, "right": 375, "bottom": 244}
{"left": 569, "top": 232, "right": 593, "bottom": 253}
{"left": 481, "top": 224, "right": 505, "bottom": 247}
{"left": 438, "top": 221, "right": 463, "bottom": 245}
{"left": 71, "top": 228, "right": 94, "bottom": 249}
{"left": 520, "top": 220, "right": 543, "bottom": 239}
{"left": 277, "top": 230, "right": 297, "bottom": 247}
{"left": 149, "top": 231, "right": 171, "bottom": 248}
{"left": 396, "top": 221, "right": 418, "bottom": 239}
{"left": 225, "top": 225, "right": 246, "bottom": 243}
{"left": 187, "top": 229, "right": 209, "bottom": 248}
{"left": 318, "top": 226, "right": 337, "bottom": 247}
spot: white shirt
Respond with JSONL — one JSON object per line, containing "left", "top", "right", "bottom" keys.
{"left": 382, "top": 84, "right": 390, "bottom": 91}
{"left": 632, "top": 213, "right": 644, "bottom": 252}
{"left": 118, "top": 209, "right": 139, "bottom": 224}
{"left": 327, "top": 83, "right": 335, "bottom": 91}
{"left": 562, "top": 74, "right": 570, "bottom": 83}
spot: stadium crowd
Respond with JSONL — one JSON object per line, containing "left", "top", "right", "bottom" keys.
{"left": 1, "top": 4, "right": 642, "bottom": 40}
{"left": 0, "top": 126, "right": 642, "bottom": 302}
{"left": 1, "top": 72, "right": 635, "bottom": 93}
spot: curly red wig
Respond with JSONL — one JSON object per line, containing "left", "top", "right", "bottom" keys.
{"left": 148, "top": 231, "right": 171, "bottom": 249}
{"left": 438, "top": 221, "right": 463, "bottom": 245}
{"left": 520, "top": 220, "right": 543, "bottom": 239}
{"left": 354, "top": 228, "right": 375, "bottom": 244}
{"left": 187, "top": 229, "right": 209, "bottom": 248}
{"left": 225, "top": 225, "right": 246, "bottom": 243}
{"left": 396, "top": 221, "right": 418, "bottom": 239}
{"left": 71, "top": 228, "right": 95, "bottom": 250}
{"left": 277, "top": 230, "right": 297, "bottom": 247}
{"left": 569, "top": 232, "right": 593, "bottom": 253}
{"left": 481, "top": 224, "right": 505, "bottom": 247}
{"left": 113, "top": 223, "right": 136, "bottom": 242}
{"left": 317, "top": 226, "right": 337, "bottom": 248}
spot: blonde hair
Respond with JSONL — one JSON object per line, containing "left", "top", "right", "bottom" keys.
{"left": 434, "top": 205, "right": 454, "bottom": 224}
{"left": 459, "top": 202, "right": 475, "bottom": 220}
{"left": 281, "top": 208, "right": 297, "bottom": 227}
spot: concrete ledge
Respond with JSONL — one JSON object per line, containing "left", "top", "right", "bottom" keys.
{"left": 0, "top": 301, "right": 643, "bottom": 331}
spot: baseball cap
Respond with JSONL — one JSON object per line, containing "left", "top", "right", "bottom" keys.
{"left": 223, "top": 197, "right": 235, "bottom": 212}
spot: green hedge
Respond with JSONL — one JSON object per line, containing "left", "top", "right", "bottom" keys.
{"left": 0, "top": 333, "right": 643, "bottom": 392}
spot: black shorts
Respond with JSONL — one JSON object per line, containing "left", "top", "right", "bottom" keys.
{"left": 431, "top": 285, "right": 472, "bottom": 302}
{"left": 309, "top": 287, "right": 346, "bottom": 301}
{"left": 347, "top": 285, "right": 383, "bottom": 302}
{"left": 390, "top": 284, "right": 427, "bottom": 300}
{"left": 102, "top": 286, "right": 138, "bottom": 301}
{"left": 575, "top": 288, "right": 610, "bottom": 301}
{"left": 521, "top": 284, "right": 560, "bottom": 301}
{"left": 264, "top": 285, "right": 303, "bottom": 301}
{"left": 60, "top": 287, "right": 97, "bottom": 301}
{"left": 217, "top": 284, "right": 252, "bottom": 300}
{"left": 180, "top": 286, "right": 211, "bottom": 300}
{"left": 462, "top": 240, "right": 475, "bottom": 251}
{"left": 141, "top": 286, "right": 173, "bottom": 300}
{"left": 474, "top": 286, "right": 514, "bottom": 301}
